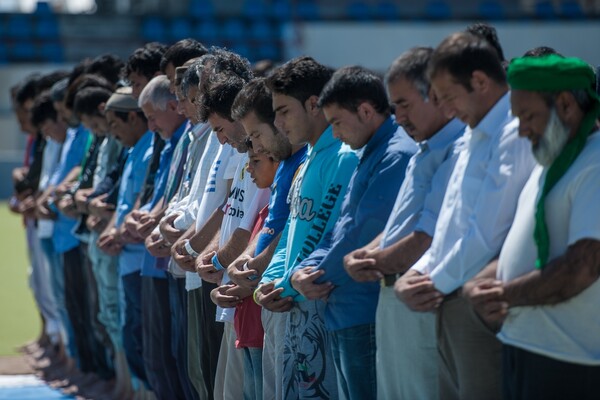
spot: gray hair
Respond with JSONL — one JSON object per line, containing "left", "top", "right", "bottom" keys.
{"left": 138, "top": 75, "right": 175, "bottom": 111}
{"left": 385, "top": 47, "right": 434, "bottom": 100}
{"left": 181, "top": 59, "right": 204, "bottom": 98}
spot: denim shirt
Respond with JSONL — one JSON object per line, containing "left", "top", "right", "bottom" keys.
{"left": 141, "top": 121, "right": 186, "bottom": 278}
{"left": 281, "top": 117, "right": 418, "bottom": 331}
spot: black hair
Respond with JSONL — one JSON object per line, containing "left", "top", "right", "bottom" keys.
{"left": 428, "top": 32, "right": 506, "bottom": 91}
{"left": 252, "top": 59, "right": 275, "bottom": 78}
{"left": 15, "top": 71, "right": 69, "bottom": 106}
{"left": 386, "top": 47, "right": 434, "bottom": 99}
{"left": 266, "top": 56, "right": 334, "bottom": 104}
{"left": 30, "top": 92, "right": 58, "bottom": 127}
{"left": 123, "top": 42, "right": 168, "bottom": 80}
{"left": 160, "top": 38, "right": 208, "bottom": 72}
{"left": 73, "top": 86, "right": 113, "bottom": 118}
{"left": 64, "top": 74, "right": 114, "bottom": 111}
{"left": 318, "top": 66, "right": 389, "bottom": 114}
{"left": 109, "top": 109, "right": 147, "bottom": 123}
{"left": 465, "top": 22, "right": 505, "bottom": 62}
{"left": 181, "top": 59, "right": 202, "bottom": 98}
{"left": 196, "top": 48, "right": 254, "bottom": 116}
{"left": 85, "top": 54, "right": 125, "bottom": 85}
{"left": 523, "top": 46, "right": 561, "bottom": 57}
{"left": 231, "top": 78, "right": 275, "bottom": 124}
{"left": 199, "top": 72, "right": 246, "bottom": 122}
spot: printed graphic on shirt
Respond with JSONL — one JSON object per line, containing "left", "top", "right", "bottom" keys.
{"left": 283, "top": 301, "right": 337, "bottom": 400}
{"left": 222, "top": 160, "right": 249, "bottom": 221}
{"left": 292, "top": 183, "right": 343, "bottom": 264}
{"left": 205, "top": 159, "right": 221, "bottom": 193}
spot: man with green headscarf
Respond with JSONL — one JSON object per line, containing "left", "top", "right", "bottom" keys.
{"left": 464, "top": 54, "right": 600, "bottom": 399}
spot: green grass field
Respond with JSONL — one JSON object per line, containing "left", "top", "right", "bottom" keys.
{"left": 0, "top": 203, "right": 42, "bottom": 356}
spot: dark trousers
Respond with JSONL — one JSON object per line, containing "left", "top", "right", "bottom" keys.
{"left": 503, "top": 344, "right": 600, "bottom": 400}
{"left": 121, "top": 271, "right": 148, "bottom": 385}
{"left": 80, "top": 242, "right": 114, "bottom": 379}
{"left": 142, "top": 276, "right": 185, "bottom": 400}
{"left": 62, "top": 245, "right": 111, "bottom": 377}
{"left": 168, "top": 274, "right": 199, "bottom": 400}
{"left": 199, "top": 280, "right": 223, "bottom": 400}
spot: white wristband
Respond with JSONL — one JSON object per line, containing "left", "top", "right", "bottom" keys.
{"left": 183, "top": 239, "right": 199, "bottom": 258}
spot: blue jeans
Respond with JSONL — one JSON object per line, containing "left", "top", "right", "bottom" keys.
{"left": 243, "top": 347, "right": 263, "bottom": 400}
{"left": 121, "top": 271, "right": 147, "bottom": 385}
{"left": 330, "top": 323, "right": 377, "bottom": 400}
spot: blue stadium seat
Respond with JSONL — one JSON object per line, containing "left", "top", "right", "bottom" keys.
{"left": 233, "top": 42, "right": 252, "bottom": 60}
{"left": 39, "top": 42, "right": 64, "bottom": 63}
{"left": 479, "top": 0, "right": 505, "bottom": 19}
{"left": 7, "top": 15, "right": 33, "bottom": 39}
{"left": 195, "top": 19, "right": 219, "bottom": 43}
{"left": 256, "top": 43, "right": 279, "bottom": 61}
{"left": 271, "top": 0, "right": 292, "bottom": 20}
{"left": 189, "top": 0, "right": 215, "bottom": 19}
{"left": 559, "top": 1, "right": 584, "bottom": 18}
{"left": 243, "top": 0, "right": 268, "bottom": 19}
{"left": 9, "top": 41, "right": 37, "bottom": 61}
{"left": 0, "top": 43, "right": 8, "bottom": 64}
{"left": 170, "top": 17, "right": 192, "bottom": 40}
{"left": 425, "top": 0, "right": 452, "bottom": 19}
{"left": 347, "top": 1, "right": 372, "bottom": 20}
{"left": 534, "top": 1, "right": 556, "bottom": 18}
{"left": 374, "top": 1, "right": 401, "bottom": 20}
{"left": 34, "top": 1, "right": 54, "bottom": 15}
{"left": 295, "top": 1, "right": 320, "bottom": 20}
{"left": 223, "top": 19, "right": 245, "bottom": 41}
{"left": 34, "top": 17, "right": 60, "bottom": 39}
{"left": 250, "top": 20, "right": 274, "bottom": 41}
{"left": 141, "top": 17, "right": 167, "bottom": 42}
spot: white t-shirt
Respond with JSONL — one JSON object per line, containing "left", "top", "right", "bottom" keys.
{"left": 215, "top": 152, "right": 268, "bottom": 323}
{"left": 497, "top": 131, "right": 600, "bottom": 365}
{"left": 186, "top": 143, "right": 241, "bottom": 290}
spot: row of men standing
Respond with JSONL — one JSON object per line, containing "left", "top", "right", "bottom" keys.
{"left": 10, "top": 24, "right": 600, "bottom": 400}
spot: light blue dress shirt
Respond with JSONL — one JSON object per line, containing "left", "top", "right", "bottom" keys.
{"left": 116, "top": 130, "right": 153, "bottom": 277}
{"left": 381, "top": 118, "right": 466, "bottom": 248}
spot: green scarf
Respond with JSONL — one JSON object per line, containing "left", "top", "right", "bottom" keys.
{"left": 507, "top": 55, "right": 600, "bottom": 269}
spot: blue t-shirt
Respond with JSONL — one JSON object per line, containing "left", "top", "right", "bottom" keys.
{"left": 51, "top": 125, "right": 91, "bottom": 254}
{"left": 254, "top": 146, "right": 308, "bottom": 255}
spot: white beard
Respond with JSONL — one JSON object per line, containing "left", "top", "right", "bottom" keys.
{"left": 533, "top": 109, "right": 570, "bottom": 167}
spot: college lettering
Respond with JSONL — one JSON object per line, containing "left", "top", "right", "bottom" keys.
{"left": 295, "top": 184, "right": 342, "bottom": 263}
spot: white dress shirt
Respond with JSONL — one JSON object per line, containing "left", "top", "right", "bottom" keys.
{"left": 412, "top": 92, "right": 535, "bottom": 294}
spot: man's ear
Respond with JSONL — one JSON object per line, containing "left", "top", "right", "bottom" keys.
{"left": 357, "top": 102, "right": 375, "bottom": 121}
{"left": 304, "top": 95, "right": 320, "bottom": 116}
{"left": 554, "top": 91, "right": 581, "bottom": 129}
{"left": 470, "top": 70, "right": 490, "bottom": 94}
{"left": 168, "top": 99, "right": 178, "bottom": 111}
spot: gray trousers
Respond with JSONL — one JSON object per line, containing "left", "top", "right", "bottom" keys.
{"left": 376, "top": 287, "right": 438, "bottom": 400}
{"left": 437, "top": 294, "right": 502, "bottom": 400}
